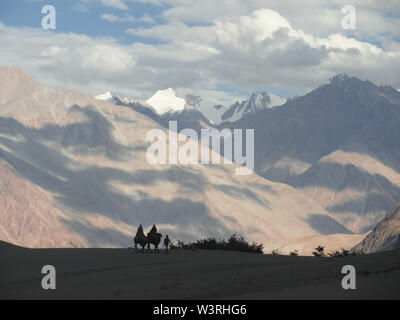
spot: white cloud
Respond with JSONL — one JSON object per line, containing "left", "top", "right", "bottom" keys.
{"left": 126, "top": 8, "right": 400, "bottom": 90}
{"left": 0, "top": 23, "right": 140, "bottom": 94}
{"left": 100, "top": 0, "right": 128, "bottom": 10}
{"left": 1, "top": 2, "right": 400, "bottom": 105}
{"left": 73, "top": 0, "right": 129, "bottom": 12}
{"left": 100, "top": 13, "right": 155, "bottom": 24}
{"left": 154, "top": 0, "right": 400, "bottom": 38}
{"left": 41, "top": 46, "right": 66, "bottom": 57}
{"left": 100, "top": 13, "right": 134, "bottom": 23}
{"left": 138, "top": 14, "right": 156, "bottom": 24}
{"left": 79, "top": 44, "right": 136, "bottom": 72}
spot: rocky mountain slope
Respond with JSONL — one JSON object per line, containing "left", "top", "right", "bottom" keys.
{"left": 0, "top": 66, "right": 361, "bottom": 252}
{"left": 225, "top": 74, "right": 400, "bottom": 233}
{"left": 353, "top": 203, "right": 400, "bottom": 253}
{"left": 221, "top": 91, "right": 285, "bottom": 123}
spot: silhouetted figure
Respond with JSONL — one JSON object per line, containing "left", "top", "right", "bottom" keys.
{"left": 150, "top": 224, "right": 157, "bottom": 234}
{"left": 134, "top": 224, "right": 147, "bottom": 252}
{"left": 136, "top": 224, "right": 144, "bottom": 236}
{"left": 164, "top": 235, "right": 171, "bottom": 254}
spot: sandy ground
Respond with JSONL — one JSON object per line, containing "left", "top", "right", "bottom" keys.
{"left": 0, "top": 241, "right": 399, "bottom": 300}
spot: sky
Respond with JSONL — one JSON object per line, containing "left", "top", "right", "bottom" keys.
{"left": 0, "top": 0, "right": 399, "bottom": 105}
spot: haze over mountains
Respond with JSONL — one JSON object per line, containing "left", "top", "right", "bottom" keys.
{"left": 224, "top": 74, "right": 400, "bottom": 235}
{"left": 0, "top": 66, "right": 365, "bottom": 254}
{"left": 98, "top": 74, "right": 400, "bottom": 238}
{"left": 1, "top": 66, "right": 399, "bottom": 254}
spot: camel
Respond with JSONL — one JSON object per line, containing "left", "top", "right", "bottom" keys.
{"left": 146, "top": 232, "right": 162, "bottom": 253}
{"left": 134, "top": 231, "right": 147, "bottom": 252}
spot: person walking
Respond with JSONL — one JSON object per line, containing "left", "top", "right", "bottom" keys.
{"left": 164, "top": 235, "right": 171, "bottom": 254}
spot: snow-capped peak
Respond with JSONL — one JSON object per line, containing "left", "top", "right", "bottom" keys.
{"left": 93, "top": 88, "right": 286, "bottom": 124}
{"left": 146, "top": 88, "right": 186, "bottom": 115}
{"left": 221, "top": 91, "right": 286, "bottom": 122}
{"left": 95, "top": 91, "right": 113, "bottom": 101}
{"left": 94, "top": 91, "right": 140, "bottom": 106}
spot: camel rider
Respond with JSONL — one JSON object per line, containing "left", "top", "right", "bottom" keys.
{"left": 136, "top": 224, "right": 144, "bottom": 236}
{"left": 150, "top": 224, "right": 157, "bottom": 234}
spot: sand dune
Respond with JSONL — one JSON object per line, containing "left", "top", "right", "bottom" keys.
{"left": 1, "top": 241, "right": 399, "bottom": 300}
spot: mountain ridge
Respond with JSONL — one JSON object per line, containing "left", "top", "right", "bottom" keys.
{"left": 94, "top": 88, "right": 286, "bottom": 125}
{"left": 223, "top": 74, "right": 400, "bottom": 233}
{"left": 353, "top": 203, "right": 400, "bottom": 253}
{"left": 0, "top": 66, "right": 362, "bottom": 254}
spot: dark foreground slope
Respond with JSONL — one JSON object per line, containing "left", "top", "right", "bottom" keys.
{"left": 0, "top": 241, "right": 399, "bottom": 300}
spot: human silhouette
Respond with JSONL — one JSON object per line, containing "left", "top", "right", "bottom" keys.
{"left": 164, "top": 235, "right": 171, "bottom": 254}
{"left": 150, "top": 224, "right": 157, "bottom": 234}
{"left": 134, "top": 224, "right": 146, "bottom": 251}
{"left": 136, "top": 224, "right": 144, "bottom": 236}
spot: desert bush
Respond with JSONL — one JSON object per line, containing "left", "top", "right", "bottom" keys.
{"left": 328, "top": 248, "right": 350, "bottom": 257}
{"left": 290, "top": 250, "right": 299, "bottom": 256}
{"left": 350, "top": 249, "right": 365, "bottom": 256}
{"left": 312, "top": 245, "right": 325, "bottom": 257}
{"left": 329, "top": 248, "right": 364, "bottom": 257}
{"left": 171, "top": 240, "right": 195, "bottom": 251}
{"left": 271, "top": 249, "right": 282, "bottom": 255}
{"left": 171, "top": 235, "right": 264, "bottom": 254}
{"left": 66, "top": 242, "right": 79, "bottom": 248}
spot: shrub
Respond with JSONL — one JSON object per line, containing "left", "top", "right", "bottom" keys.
{"left": 171, "top": 240, "right": 195, "bottom": 251}
{"left": 350, "top": 249, "right": 364, "bottom": 256}
{"left": 271, "top": 249, "right": 281, "bottom": 255}
{"left": 313, "top": 245, "right": 325, "bottom": 257}
{"left": 171, "top": 234, "right": 264, "bottom": 254}
{"left": 328, "top": 248, "right": 350, "bottom": 257}
{"left": 329, "top": 248, "right": 364, "bottom": 257}
{"left": 290, "top": 250, "right": 299, "bottom": 256}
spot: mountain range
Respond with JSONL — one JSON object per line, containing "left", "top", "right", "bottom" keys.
{"left": 0, "top": 66, "right": 367, "bottom": 254}
{"left": 95, "top": 88, "right": 286, "bottom": 125}
{"left": 224, "top": 74, "right": 400, "bottom": 235}
{"left": 100, "top": 75, "right": 400, "bottom": 237}
{"left": 1, "top": 66, "right": 399, "bottom": 254}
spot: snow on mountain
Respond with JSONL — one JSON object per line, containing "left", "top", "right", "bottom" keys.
{"left": 269, "top": 93, "right": 287, "bottom": 108}
{"left": 183, "top": 100, "right": 226, "bottom": 125}
{"left": 95, "top": 91, "right": 139, "bottom": 106}
{"left": 182, "top": 91, "right": 286, "bottom": 125}
{"left": 221, "top": 92, "right": 286, "bottom": 123}
{"left": 95, "top": 91, "right": 113, "bottom": 101}
{"left": 146, "top": 88, "right": 186, "bottom": 115}
{"left": 94, "top": 89, "right": 286, "bottom": 125}
{"left": 1, "top": 66, "right": 365, "bottom": 254}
